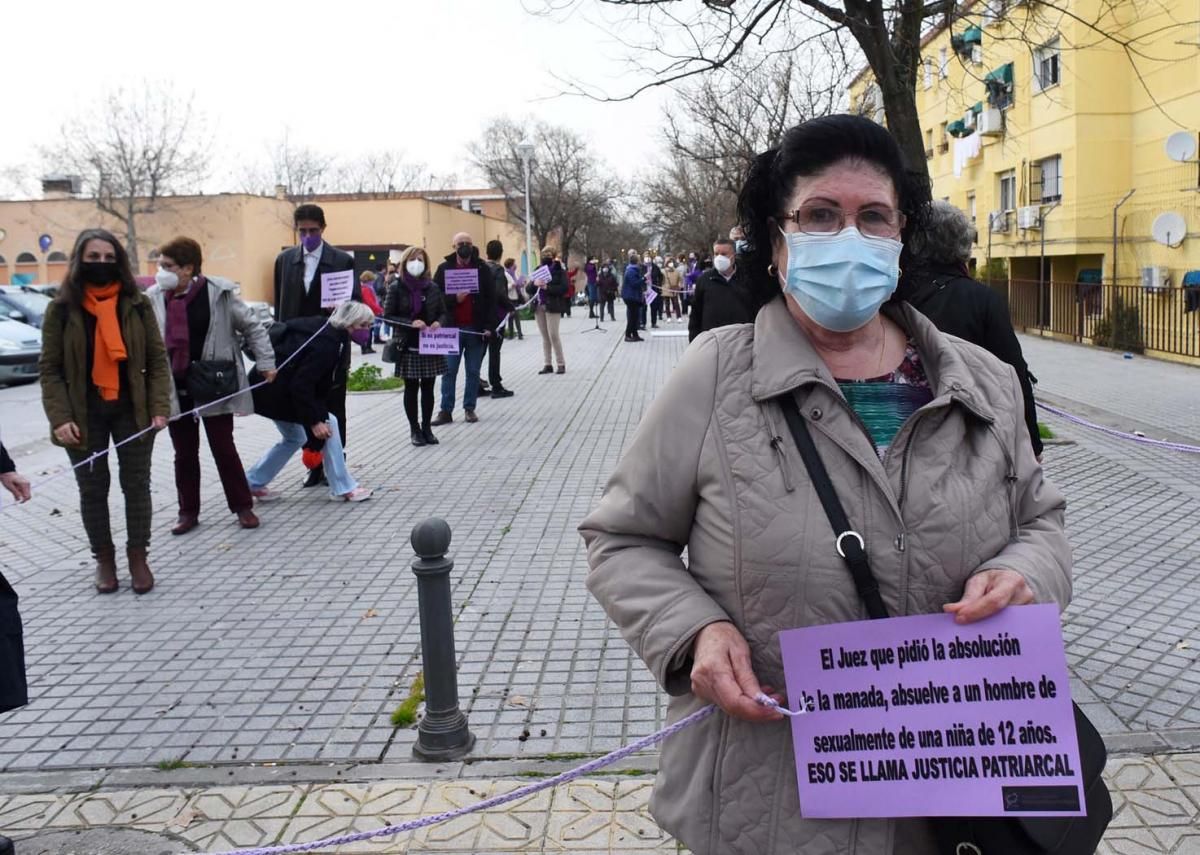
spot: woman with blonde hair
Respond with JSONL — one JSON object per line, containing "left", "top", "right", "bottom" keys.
{"left": 526, "top": 246, "right": 569, "bottom": 374}
{"left": 385, "top": 246, "right": 449, "bottom": 446}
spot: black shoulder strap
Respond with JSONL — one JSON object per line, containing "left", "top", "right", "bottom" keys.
{"left": 777, "top": 393, "right": 891, "bottom": 621}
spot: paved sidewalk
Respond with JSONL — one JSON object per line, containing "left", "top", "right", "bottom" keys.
{"left": 1, "top": 317, "right": 1199, "bottom": 852}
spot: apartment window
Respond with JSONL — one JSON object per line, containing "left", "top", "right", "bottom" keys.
{"left": 1034, "top": 38, "right": 1061, "bottom": 91}
{"left": 938, "top": 122, "right": 949, "bottom": 153}
{"left": 1033, "top": 155, "right": 1063, "bottom": 202}
{"left": 967, "top": 193, "right": 978, "bottom": 241}
{"left": 925, "top": 128, "right": 935, "bottom": 158}
{"left": 939, "top": 47, "right": 949, "bottom": 79}
{"left": 999, "top": 170, "right": 1017, "bottom": 211}
{"left": 923, "top": 59, "right": 933, "bottom": 90}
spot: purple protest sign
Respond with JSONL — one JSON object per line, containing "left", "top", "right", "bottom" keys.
{"left": 644, "top": 287, "right": 658, "bottom": 305}
{"left": 779, "top": 604, "right": 1084, "bottom": 818}
{"left": 319, "top": 269, "right": 354, "bottom": 308}
{"left": 444, "top": 268, "right": 479, "bottom": 295}
{"left": 419, "top": 328, "right": 460, "bottom": 355}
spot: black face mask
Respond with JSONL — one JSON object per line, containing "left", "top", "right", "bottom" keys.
{"left": 80, "top": 261, "right": 121, "bottom": 285}
{"left": 541, "top": 257, "right": 553, "bottom": 266}
{"left": 456, "top": 245, "right": 473, "bottom": 260}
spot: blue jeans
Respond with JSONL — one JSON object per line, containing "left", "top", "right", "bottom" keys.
{"left": 440, "top": 330, "right": 486, "bottom": 413}
{"left": 246, "top": 414, "right": 358, "bottom": 497}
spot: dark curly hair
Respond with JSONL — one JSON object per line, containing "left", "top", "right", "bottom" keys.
{"left": 56, "top": 228, "right": 139, "bottom": 306}
{"left": 736, "top": 114, "right": 930, "bottom": 312}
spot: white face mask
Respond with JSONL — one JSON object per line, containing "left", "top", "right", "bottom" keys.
{"left": 406, "top": 259, "right": 426, "bottom": 277}
{"left": 155, "top": 267, "right": 180, "bottom": 290}
{"left": 713, "top": 254, "right": 733, "bottom": 274}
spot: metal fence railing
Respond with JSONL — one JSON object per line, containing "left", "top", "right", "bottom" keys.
{"left": 987, "top": 278, "right": 1200, "bottom": 359}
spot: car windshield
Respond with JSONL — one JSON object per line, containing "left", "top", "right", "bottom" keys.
{"left": 2, "top": 290, "right": 51, "bottom": 313}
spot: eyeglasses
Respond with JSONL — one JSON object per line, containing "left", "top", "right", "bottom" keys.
{"left": 779, "top": 204, "right": 906, "bottom": 239}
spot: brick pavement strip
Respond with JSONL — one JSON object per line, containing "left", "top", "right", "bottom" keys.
{"left": 2, "top": 320, "right": 1200, "bottom": 850}
{"left": 1, "top": 757, "right": 1197, "bottom": 853}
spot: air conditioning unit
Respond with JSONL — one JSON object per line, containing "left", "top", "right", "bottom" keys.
{"left": 1017, "top": 206, "right": 1041, "bottom": 229}
{"left": 1140, "top": 266, "right": 1171, "bottom": 291}
{"left": 990, "top": 211, "right": 1010, "bottom": 233}
{"left": 963, "top": 111, "right": 976, "bottom": 129}
{"left": 978, "top": 108, "right": 1004, "bottom": 135}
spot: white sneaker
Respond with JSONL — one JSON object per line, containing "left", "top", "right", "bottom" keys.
{"left": 332, "top": 487, "right": 373, "bottom": 503}
{"left": 251, "top": 487, "right": 281, "bottom": 503}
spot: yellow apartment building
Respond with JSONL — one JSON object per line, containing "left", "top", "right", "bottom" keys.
{"left": 0, "top": 187, "right": 528, "bottom": 305}
{"left": 851, "top": 0, "right": 1200, "bottom": 360}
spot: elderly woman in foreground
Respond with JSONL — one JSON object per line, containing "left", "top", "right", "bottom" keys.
{"left": 579, "top": 115, "right": 1072, "bottom": 855}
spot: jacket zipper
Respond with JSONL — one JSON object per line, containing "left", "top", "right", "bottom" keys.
{"left": 769, "top": 435, "right": 796, "bottom": 492}
{"left": 896, "top": 412, "right": 928, "bottom": 514}
{"left": 986, "top": 423, "right": 1020, "bottom": 540}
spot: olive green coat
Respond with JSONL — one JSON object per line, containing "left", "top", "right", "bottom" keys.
{"left": 39, "top": 292, "right": 173, "bottom": 449}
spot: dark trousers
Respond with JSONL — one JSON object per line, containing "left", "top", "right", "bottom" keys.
{"left": 650, "top": 297, "right": 662, "bottom": 326}
{"left": 167, "top": 411, "right": 253, "bottom": 516}
{"left": 66, "top": 397, "right": 156, "bottom": 553}
{"left": 625, "top": 301, "right": 640, "bottom": 337}
{"left": 487, "top": 332, "right": 505, "bottom": 388}
{"left": 603, "top": 298, "right": 616, "bottom": 321}
{"left": 404, "top": 378, "right": 436, "bottom": 429}
{"left": 507, "top": 313, "right": 523, "bottom": 338}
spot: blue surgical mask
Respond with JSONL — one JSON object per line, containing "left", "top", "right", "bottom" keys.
{"left": 734, "top": 239, "right": 748, "bottom": 254}
{"left": 777, "top": 226, "right": 902, "bottom": 333}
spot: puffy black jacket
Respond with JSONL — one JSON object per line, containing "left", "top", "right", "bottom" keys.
{"left": 433, "top": 252, "right": 497, "bottom": 331}
{"left": 900, "top": 263, "right": 1042, "bottom": 456}
{"left": 525, "top": 261, "right": 570, "bottom": 313}
{"left": 384, "top": 277, "right": 449, "bottom": 350}
{"left": 251, "top": 318, "right": 346, "bottom": 431}
{"left": 688, "top": 266, "right": 753, "bottom": 342}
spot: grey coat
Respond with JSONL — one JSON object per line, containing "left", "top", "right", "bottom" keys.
{"left": 579, "top": 298, "right": 1072, "bottom": 855}
{"left": 145, "top": 276, "right": 276, "bottom": 417}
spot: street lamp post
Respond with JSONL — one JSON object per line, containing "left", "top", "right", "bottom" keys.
{"left": 517, "top": 139, "right": 535, "bottom": 276}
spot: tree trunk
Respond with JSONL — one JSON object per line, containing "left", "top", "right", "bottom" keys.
{"left": 880, "top": 78, "right": 931, "bottom": 189}
{"left": 124, "top": 199, "right": 140, "bottom": 271}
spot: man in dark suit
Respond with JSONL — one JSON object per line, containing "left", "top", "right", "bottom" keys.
{"left": 273, "top": 203, "right": 361, "bottom": 488}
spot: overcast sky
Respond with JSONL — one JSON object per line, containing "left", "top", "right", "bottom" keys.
{"left": 1, "top": 0, "right": 673, "bottom": 195}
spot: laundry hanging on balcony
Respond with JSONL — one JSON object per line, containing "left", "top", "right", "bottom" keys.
{"left": 953, "top": 130, "right": 983, "bottom": 177}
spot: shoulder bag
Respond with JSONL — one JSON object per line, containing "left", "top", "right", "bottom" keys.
{"left": 776, "top": 393, "right": 1112, "bottom": 855}
{"left": 186, "top": 359, "right": 239, "bottom": 405}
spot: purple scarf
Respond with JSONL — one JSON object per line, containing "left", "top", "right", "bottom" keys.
{"left": 164, "top": 276, "right": 206, "bottom": 377}
{"left": 403, "top": 273, "right": 425, "bottom": 318}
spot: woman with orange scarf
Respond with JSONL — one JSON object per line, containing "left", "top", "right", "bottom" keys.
{"left": 39, "top": 229, "right": 172, "bottom": 595}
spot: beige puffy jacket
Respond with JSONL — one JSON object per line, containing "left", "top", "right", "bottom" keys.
{"left": 579, "top": 298, "right": 1072, "bottom": 855}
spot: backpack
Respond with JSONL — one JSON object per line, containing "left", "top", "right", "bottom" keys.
{"left": 244, "top": 317, "right": 325, "bottom": 367}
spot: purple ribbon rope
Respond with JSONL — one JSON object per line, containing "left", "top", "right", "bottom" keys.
{"left": 1036, "top": 401, "right": 1200, "bottom": 454}
{"left": 201, "top": 704, "right": 718, "bottom": 855}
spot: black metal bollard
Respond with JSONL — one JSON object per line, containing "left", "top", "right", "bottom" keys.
{"left": 410, "top": 518, "right": 476, "bottom": 761}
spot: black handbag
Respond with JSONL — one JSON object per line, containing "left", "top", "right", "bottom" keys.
{"left": 186, "top": 359, "right": 240, "bottom": 405}
{"left": 381, "top": 340, "right": 401, "bottom": 364}
{"left": 776, "top": 393, "right": 1112, "bottom": 855}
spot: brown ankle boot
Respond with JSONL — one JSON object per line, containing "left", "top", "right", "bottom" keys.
{"left": 94, "top": 546, "right": 118, "bottom": 594}
{"left": 127, "top": 547, "right": 154, "bottom": 595}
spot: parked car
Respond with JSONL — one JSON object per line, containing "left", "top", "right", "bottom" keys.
{"left": 0, "top": 286, "right": 52, "bottom": 329}
{"left": 19, "top": 283, "right": 58, "bottom": 299}
{"left": 0, "top": 317, "right": 41, "bottom": 386}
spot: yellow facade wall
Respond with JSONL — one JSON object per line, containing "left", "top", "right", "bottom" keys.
{"left": 850, "top": 0, "right": 1200, "bottom": 287}
{"left": 0, "top": 194, "right": 529, "bottom": 304}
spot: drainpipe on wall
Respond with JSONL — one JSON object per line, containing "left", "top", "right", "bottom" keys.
{"left": 1111, "top": 189, "right": 1136, "bottom": 285}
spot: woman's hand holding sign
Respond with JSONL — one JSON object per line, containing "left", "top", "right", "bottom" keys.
{"left": 691, "top": 621, "right": 785, "bottom": 722}
{"left": 944, "top": 569, "right": 1035, "bottom": 624}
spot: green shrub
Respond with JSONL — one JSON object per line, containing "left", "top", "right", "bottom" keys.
{"left": 347, "top": 363, "right": 403, "bottom": 392}
{"left": 1091, "top": 295, "right": 1144, "bottom": 353}
{"left": 1037, "top": 423, "right": 1054, "bottom": 440}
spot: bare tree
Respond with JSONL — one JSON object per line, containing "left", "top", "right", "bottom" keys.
{"left": 238, "top": 130, "right": 335, "bottom": 198}
{"left": 544, "top": 0, "right": 1198, "bottom": 184}
{"left": 41, "top": 83, "right": 209, "bottom": 268}
{"left": 469, "top": 117, "right": 612, "bottom": 260}
{"left": 639, "top": 153, "right": 737, "bottom": 251}
{"left": 331, "top": 150, "right": 441, "bottom": 194}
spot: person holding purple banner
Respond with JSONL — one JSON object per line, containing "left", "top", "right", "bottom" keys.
{"left": 432, "top": 233, "right": 496, "bottom": 425}
{"left": 384, "top": 247, "right": 447, "bottom": 447}
{"left": 525, "top": 246, "right": 569, "bottom": 374}
{"left": 580, "top": 114, "right": 1072, "bottom": 855}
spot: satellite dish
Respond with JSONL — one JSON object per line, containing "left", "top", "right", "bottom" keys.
{"left": 1151, "top": 211, "right": 1187, "bottom": 247}
{"left": 1165, "top": 132, "right": 1197, "bottom": 162}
